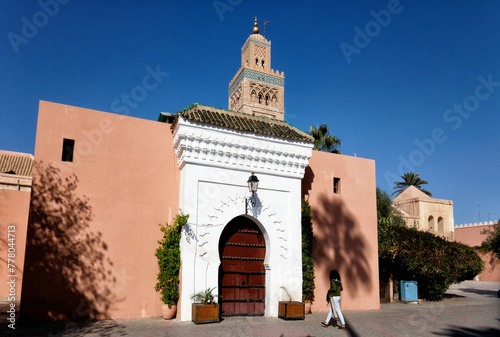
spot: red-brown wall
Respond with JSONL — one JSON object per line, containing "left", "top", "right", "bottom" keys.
{"left": 0, "top": 189, "right": 30, "bottom": 299}
{"left": 303, "top": 151, "right": 379, "bottom": 312}
{"left": 455, "top": 225, "right": 500, "bottom": 282}
{"left": 21, "top": 101, "right": 179, "bottom": 320}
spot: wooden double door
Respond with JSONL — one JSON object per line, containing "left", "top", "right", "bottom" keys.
{"left": 219, "top": 217, "right": 266, "bottom": 316}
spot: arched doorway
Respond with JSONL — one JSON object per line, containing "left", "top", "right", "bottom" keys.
{"left": 219, "top": 216, "right": 266, "bottom": 317}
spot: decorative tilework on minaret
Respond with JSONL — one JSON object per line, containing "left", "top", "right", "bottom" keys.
{"left": 228, "top": 18, "right": 285, "bottom": 120}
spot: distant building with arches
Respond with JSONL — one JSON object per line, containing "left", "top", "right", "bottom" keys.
{"left": 392, "top": 186, "right": 454, "bottom": 240}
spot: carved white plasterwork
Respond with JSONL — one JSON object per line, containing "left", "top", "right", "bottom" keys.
{"left": 195, "top": 193, "right": 289, "bottom": 262}
{"left": 173, "top": 117, "right": 312, "bottom": 179}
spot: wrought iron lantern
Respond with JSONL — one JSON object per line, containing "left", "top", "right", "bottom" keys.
{"left": 245, "top": 173, "right": 259, "bottom": 214}
{"left": 247, "top": 172, "right": 259, "bottom": 195}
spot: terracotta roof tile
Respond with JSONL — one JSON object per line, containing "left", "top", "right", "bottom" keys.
{"left": 0, "top": 150, "right": 34, "bottom": 176}
{"left": 171, "top": 104, "right": 313, "bottom": 143}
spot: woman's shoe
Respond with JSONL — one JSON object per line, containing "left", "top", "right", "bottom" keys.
{"left": 338, "top": 325, "right": 346, "bottom": 329}
{"left": 321, "top": 321, "right": 328, "bottom": 327}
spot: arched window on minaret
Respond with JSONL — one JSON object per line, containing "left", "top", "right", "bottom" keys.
{"left": 258, "top": 94, "right": 262, "bottom": 104}
{"left": 255, "top": 58, "right": 259, "bottom": 66}
{"left": 251, "top": 90, "right": 257, "bottom": 102}
{"left": 265, "top": 95, "right": 269, "bottom": 105}
{"left": 262, "top": 60, "right": 265, "bottom": 68}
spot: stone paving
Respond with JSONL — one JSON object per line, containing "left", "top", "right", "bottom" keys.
{"left": 1, "top": 281, "right": 499, "bottom": 336}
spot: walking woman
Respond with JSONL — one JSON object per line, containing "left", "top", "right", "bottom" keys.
{"left": 322, "top": 270, "right": 346, "bottom": 329}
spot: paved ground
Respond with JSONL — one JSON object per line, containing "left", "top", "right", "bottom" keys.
{"left": 1, "top": 281, "right": 499, "bottom": 336}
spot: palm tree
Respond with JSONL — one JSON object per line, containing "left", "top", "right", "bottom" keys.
{"left": 392, "top": 172, "right": 432, "bottom": 197}
{"left": 309, "top": 124, "right": 342, "bottom": 154}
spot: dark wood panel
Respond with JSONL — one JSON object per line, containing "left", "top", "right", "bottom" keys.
{"left": 221, "top": 224, "right": 265, "bottom": 316}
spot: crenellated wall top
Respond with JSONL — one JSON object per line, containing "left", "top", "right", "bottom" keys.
{"left": 454, "top": 220, "right": 498, "bottom": 228}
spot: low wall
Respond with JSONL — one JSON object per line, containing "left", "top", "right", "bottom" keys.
{"left": 454, "top": 221, "right": 500, "bottom": 282}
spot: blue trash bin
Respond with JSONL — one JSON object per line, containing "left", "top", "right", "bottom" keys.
{"left": 400, "top": 280, "right": 418, "bottom": 302}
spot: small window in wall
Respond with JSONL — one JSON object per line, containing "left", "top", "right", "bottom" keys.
{"left": 437, "top": 217, "right": 444, "bottom": 232}
{"left": 62, "top": 138, "right": 75, "bottom": 162}
{"left": 428, "top": 216, "right": 434, "bottom": 230}
{"left": 255, "top": 58, "right": 259, "bottom": 65}
{"left": 333, "top": 177, "right": 341, "bottom": 194}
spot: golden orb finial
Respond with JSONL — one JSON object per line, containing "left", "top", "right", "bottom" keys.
{"left": 253, "top": 17, "right": 259, "bottom": 34}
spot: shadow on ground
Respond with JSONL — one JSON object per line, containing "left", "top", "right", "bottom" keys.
{"left": 0, "top": 319, "right": 127, "bottom": 337}
{"left": 434, "top": 325, "right": 500, "bottom": 337}
{"left": 443, "top": 293, "right": 465, "bottom": 299}
{"left": 458, "top": 288, "right": 499, "bottom": 298}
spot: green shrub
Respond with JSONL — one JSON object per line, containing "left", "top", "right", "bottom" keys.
{"left": 378, "top": 218, "right": 484, "bottom": 301}
{"left": 479, "top": 221, "right": 500, "bottom": 259}
{"left": 191, "top": 287, "right": 221, "bottom": 305}
{"left": 301, "top": 198, "right": 315, "bottom": 301}
{"left": 155, "top": 211, "right": 189, "bottom": 306}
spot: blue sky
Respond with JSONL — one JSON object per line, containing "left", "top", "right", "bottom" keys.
{"left": 1, "top": 0, "right": 499, "bottom": 225}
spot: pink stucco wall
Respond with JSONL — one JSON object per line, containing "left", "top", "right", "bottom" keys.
{"left": 455, "top": 225, "right": 489, "bottom": 247}
{"left": 0, "top": 189, "right": 30, "bottom": 299}
{"left": 455, "top": 225, "right": 500, "bottom": 282}
{"left": 21, "top": 101, "right": 179, "bottom": 320}
{"left": 303, "top": 151, "right": 379, "bottom": 313}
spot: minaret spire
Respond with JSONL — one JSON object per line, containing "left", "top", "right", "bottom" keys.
{"left": 253, "top": 17, "right": 259, "bottom": 34}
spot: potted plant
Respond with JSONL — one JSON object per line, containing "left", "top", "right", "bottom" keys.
{"left": 191, "top": 287, "right": 221, "bottom": 324}
{"left": 301, "top": 198, "right": 315, "bottom": 313}
{"left": 155, "top": 212, "right": 189, "bottom": 319}
{"left": 278, "top": 286, "right": 305, "bottom": 320}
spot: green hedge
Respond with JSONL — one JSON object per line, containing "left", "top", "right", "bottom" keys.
{"left": 378, "top": 218, "right": 483, "bottom": 301}
{"left": 302, "top": 199, "right": 315, "bottom": 301}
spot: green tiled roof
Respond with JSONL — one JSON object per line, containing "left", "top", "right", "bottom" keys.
{"left": 0, "top": 150, "right": 34, "bottom": 176}
{"left": 171, "top": 104, "right": 313, "bottom": 143}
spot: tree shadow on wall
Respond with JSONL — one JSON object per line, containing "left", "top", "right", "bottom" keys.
{"left": 20, "top": 162, "right": 117, "bottom": 322}
{"left": 311, "top": 195, "right": 374, "bottom": 295}
{"left": 483, "top": 251, "right": 499, "bottom": 274}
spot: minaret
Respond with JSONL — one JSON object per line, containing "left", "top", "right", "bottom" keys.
{"left": 228, "top": 18, "right": 285, "bottom": 120}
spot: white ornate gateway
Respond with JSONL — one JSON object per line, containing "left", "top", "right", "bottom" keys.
{"left": 173, "top": 104, "right": 313, "bottom": 321}
{"left": 171, "top": 19, "right": 314, "bottom": 321}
